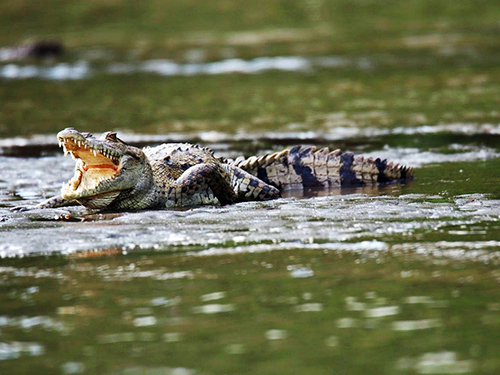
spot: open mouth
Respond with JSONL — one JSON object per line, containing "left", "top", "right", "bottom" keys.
{"left": 58, "top": 135, "right": 121, "bottom": 195}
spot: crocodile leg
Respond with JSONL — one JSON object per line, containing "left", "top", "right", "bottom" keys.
{"left": 165, "top": 163, "right": 238, "bottom": 206}
{"left": 38, "top": 195, "right": 77, "bottom": 208}
{"left": 11, "top": 195, "right": 78, "bottom": 212}
{"left": 224, "top": 165, "right": 281, "bottom": 201}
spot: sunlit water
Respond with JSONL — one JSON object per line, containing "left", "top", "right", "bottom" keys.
{"left": 0, "top": 56, "right": 354, "bottom": 80}
{"left": 2, "top": 48, "right": 500, "bottom": 80}
{"left": 0, "top": 54, "right": 457, "bottom": 80}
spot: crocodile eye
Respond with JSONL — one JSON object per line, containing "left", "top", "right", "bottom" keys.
{"left": 102, "top": 131, "right": 118, "bottom": 141}
{"left": 102, "top": 131, "right": 128, "bottom": 145}
{"left": 107, "top": 132, "right": 117, "bottom": 140}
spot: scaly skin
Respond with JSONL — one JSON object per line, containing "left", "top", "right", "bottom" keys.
{"left": 231, "top": 145, "right": 414, "bottom": 189}
{"left": 13, "top": 128, "right": 413, "bottom": 212}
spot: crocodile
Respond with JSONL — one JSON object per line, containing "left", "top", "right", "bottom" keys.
{"left": 14, "top": 128, "right": 413, "bottom": 212}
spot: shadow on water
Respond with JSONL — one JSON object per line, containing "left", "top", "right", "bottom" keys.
{"left": 282, "top": 181, "right": 411, "bottom": 199}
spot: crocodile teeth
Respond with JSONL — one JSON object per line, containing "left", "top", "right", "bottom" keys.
{"left": 70, "top": 152, "right": 76, "bottom": 160}
{"left": 92, "top": 149, "right": 97, "bottom": 156}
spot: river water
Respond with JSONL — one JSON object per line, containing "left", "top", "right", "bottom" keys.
{"left": 2, "top": 1, "right": 500, "bottom": 366}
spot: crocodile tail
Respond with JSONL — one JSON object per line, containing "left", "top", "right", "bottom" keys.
{"left": 230, "top": 146, "right": 413, "bottom": 190}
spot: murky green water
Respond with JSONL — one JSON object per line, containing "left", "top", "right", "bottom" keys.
{"left": 2, "top": 0, "right": 500, "bottom": 374}
{"left": 1, "top": 246, "right": 499, "bottom": 375}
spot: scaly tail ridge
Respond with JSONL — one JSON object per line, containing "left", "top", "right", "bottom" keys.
{"left": 231, "top": 146, "right": 413, "bottom": 190}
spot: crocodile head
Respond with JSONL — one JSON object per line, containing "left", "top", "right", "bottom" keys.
{"left": 57, "top": 128, "right": 153, "bottom": 210}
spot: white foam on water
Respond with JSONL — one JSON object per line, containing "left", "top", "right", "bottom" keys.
{"left": 0, "top": 56, "right": 313, "bottom": 80}
{"left": 114, "top": 366, "right": 196, "bottom": 375}
{"left": 191, "top": 240, "right": 390, "bottom": 257}
{"left": 265, "top": 329, "right": 288, "bottom": 340}
{"left": 163, "top": 333, "right": 182, "bottom": 343}
{"left": 294, "top": 303, "right": 324, "bottom": 312}
{"left": 200, "top": 291, "right": 227, "bottom": 302}
{"left": 392, "top": 319, "right": 442, "bottom": 331}
{"left": 365, "top": 306, "right": 400, "bottom": 318}
{"left": 336, "top": 317, "right": 359, "bottom": 328}
{"left": 133, "top": 316, "right": 157, "bottom": 327}
{"left": 150, "top": 296, "right": 181, "bottom": 307}
{"left": 61, "top": 362, "right": 86, "bottom": 374}
{"left": 361, "top": 147, "right": 500, "bottom": 168}
{"left": 192, "top": 304, "right": 235, "bottom": 314}
{"left": 0, "top": 342, "right": 44, "bottom": 361}
{"left": 0, "top": 62, "right": 90, "bottom": 80}
{"left": 289, "top": 266, "right": 315, "bottom": 278}
{"left": 409, "top": 351, "right": 476, "bottom": 374}
{"left": 0, "top": 315, "right": 65, "bottom": 331}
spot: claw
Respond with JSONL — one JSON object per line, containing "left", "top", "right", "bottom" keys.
{"left": 10, "top": 205, "right": 35, "bottom": 212}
